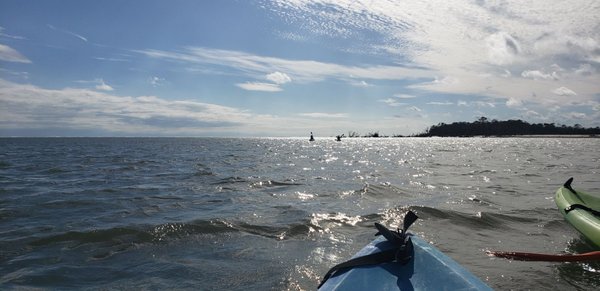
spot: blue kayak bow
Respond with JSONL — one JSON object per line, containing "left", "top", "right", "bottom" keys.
{"left": 318, "top": 211, "right": 418, "bottom": 288}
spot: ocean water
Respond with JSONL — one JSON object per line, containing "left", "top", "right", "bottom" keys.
{"left": 0, "top": 137, "right": 599, "bottom": 290}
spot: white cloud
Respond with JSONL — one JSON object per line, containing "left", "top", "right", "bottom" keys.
{"left": 486, "top": 31, "right": 521, "bottom": 65}
{"left": 0, "top": 27, "right": 26, "bottom": 40}
{"left": 379, "top": 93, "right": 417, "bottom": 106}
{"left": 94, "top": 57, "right": 130, "bottom": 62}
{"left": 454, "top": 100, "right": 496, "bottom": 108}
{"left": 434, "top": 76, "right": 458, "bottom": 85}
{"left": 473, "top": 101, "right": 496, "bottom": 108}
{"left": 378, "top": 98, "right": 405, "bottom": 107}
{"left": 427, "top": 102, "right": 453, "bottom": 105}
{"left": 567, "top": 112, "right": 587, "bottom": 119}
{"left": 136, "top": 47, "right": 432, "bottom": 84}
{"left": 521, "top": 70, "right": 559, "bottom": 80}
{"left": 95, "top": 79, "right": 113, "bottom": 91}
{"left": 552, "top": 86, "right": 577, "bottom": 96}
{"left": 0, "top": 44, "right": 31, "bottom": 63}
{"left": 506, "top": 97, "right": 523, "bottom": 108}
{"left": 236, "top": 82, "right": 282, "bottom": 92}
{"left": 0, "top": 68, "right": 29, "bottom": 79}
{"left": 533, "top": 34, "right": 599, "bottom": 61}
{"left": 0, "top": 79, "right": 261, "bottom": 135}
{"left": 349, "top": 80, "right": 372, "bottom": 87}
{"left": 75, "top": 78, "right": 114, "bottom": 91}
{"left": 276, "top": 31, "right": 307, "bottom": 42}
{"left": 47, "top": 24, "right": 88, "bottom": 42}
{"left": 266, "top": 71, "right": 292, "bottom": 84}
{"left": 150, "top": 76, "right": 165, "bottom": 87}
{"left": 298, "top": 112, "right": 348, "bottom": 118}
{"left": 267, "top": 0, "right": 600, "bottom": 111}
{"left": 393, "top": 94, "right": 416, "bottom": 99}
{"left": 524, "top": 110, "right": 541, "bottom": 118}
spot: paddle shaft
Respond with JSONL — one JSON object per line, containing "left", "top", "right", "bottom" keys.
{"left": 487, "top": 250, "right": 600, "bottom": 262}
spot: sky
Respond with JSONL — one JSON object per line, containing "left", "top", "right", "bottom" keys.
{"left": 1, "top": 0, "right": 599, "bottom": 137}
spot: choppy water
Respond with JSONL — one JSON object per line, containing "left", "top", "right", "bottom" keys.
{"left": 1, "top": 137, "right": 599, "bottom": 290}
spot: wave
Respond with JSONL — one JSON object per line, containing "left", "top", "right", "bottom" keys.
{"left": 360, "top": 183, "right": 416, "bottom": 198}
{"left": 24, "top": 206, "right": 388, "bottom": 254}
{"left": 147, "top": 195, "right": 184, "bottom": 200}
{"left": 249, "top": 180, "right": 303, "bottom": 188}
{"left": 309, "top": 212, "right": 363, "bottom": 229}
{"left": 410, "top": 206, "right": 545, "bottom": 229}
{"left": 193, "top": 169, "right": 215, "bottom": 176}
{"left": 212, "top": 176, "right": 248, "bottom": 185}
{"left": 191, "top": 162, "right": 214, "bottom": 176}
{"left": 225, "top": 221, "right": 311, "bottom": 240}
{"left": 29, "top": 227, "right": 153, "bottom": 247}
{"left": 41, "top": 198, "right": 100, "bottom": 208}
{"left": 212, "top": 177, "right": 302, "bottom": 192}
{"left": 359, "top": 205, "right": 549, "bottom": 232}
{"left": 27, "top": 218, "right": 315, "bottom": 250}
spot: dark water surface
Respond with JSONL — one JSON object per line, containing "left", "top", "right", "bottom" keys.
{"left": 1, "top": 137, "right": 599, "bottom": 290}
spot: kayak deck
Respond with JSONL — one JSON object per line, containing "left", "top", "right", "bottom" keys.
{"left": 319, "top": 234, "right": 491, "bottom": 290}
{"left": 555, "top": 182, "right": 600, "bottom": 247}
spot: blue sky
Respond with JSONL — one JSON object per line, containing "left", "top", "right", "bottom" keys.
{"left": 1, "top": 0, "right": 599, "bottom": 137}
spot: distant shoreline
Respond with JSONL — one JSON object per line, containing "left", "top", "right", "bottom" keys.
{"left": 489, "top": 134, "right": 599, "bottom": 138}
{"left": 413, "top": 117, "right": 600, "bottom": 138}
{"left": 340, "top": 134, "right": 599, "bottom": 139}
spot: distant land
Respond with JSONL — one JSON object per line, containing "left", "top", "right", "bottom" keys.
{"left": 414, "top": 117, "right": 600, "bottom": 137}
{"left": 342, "top": 117, "right": 600, "bottom": 138}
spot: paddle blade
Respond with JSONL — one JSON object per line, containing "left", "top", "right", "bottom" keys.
{"left": 563, "top": 177, "right": 579, "bottom": 195}
{"left": 402, "top": 211, "right": 419, "bottom": 234}
{"left": 564, "top": 177, "right": 574, "bottom": 188}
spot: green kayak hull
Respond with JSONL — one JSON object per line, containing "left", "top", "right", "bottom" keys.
{"left": 555, "top": 184, "right": 600, "bottom": 247}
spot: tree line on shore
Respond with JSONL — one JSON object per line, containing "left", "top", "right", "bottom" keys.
{"left": 344, "top": 117, "right": 600, "bottom": 138}
{"left": 416, "top": 117, "right": 600, "bottom": 137}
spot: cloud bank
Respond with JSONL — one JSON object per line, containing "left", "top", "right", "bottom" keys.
{"left": 267, "top": 0, "right": 600, "bottom": 110}
{"left": 1, "top": 79, "right": 428, "bottom": 136}
{"left": 0, "top": 79, "right": 254, "bottom": 136}
{"left": 136, "top": 47, "right": 432, "bottom": 84}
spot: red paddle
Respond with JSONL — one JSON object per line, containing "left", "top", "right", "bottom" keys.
{"left": 487, "top": 250, "right": 600, "bottom": 262}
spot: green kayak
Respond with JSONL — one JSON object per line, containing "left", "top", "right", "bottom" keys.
{"left": 555, "top": 178, "right": 600, "bottom": 247}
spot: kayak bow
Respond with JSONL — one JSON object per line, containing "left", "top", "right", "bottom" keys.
{"left": 555, "top": 178, "right": 600, "bottom": 247}
{"left": 319, "top": 211, "right": 491, "bottom": 290}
